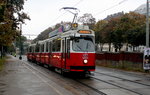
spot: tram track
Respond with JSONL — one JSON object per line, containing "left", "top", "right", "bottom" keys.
{"left": 95, "top": 72, "right": 150, "bottom": 87}
{"left": 22, "top": 60, "right": 107, "bottom": 95}
{"left": 91, "top": 76, "right": 143, "bottom": 95}
{"left": 22, "top": 59, "right": 149, "bottom": 95}
{"left": 73, "top": 79, "right": 107, "bottom": 95}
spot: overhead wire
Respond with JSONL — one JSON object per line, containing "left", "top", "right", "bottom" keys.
{"left": 49, "top": 0, "right": 84, "bottom": 25}
{"left": 48, "top": 0, "right": 128, "bottom": 26}
{"left": 30, "top": 0, "right": 84, "bottom": 39}
{"left": 73, "top": 0, "right": 84, "bottom": 7}
{"left": 94, "top": 0, "right": 128, "bottom": 16}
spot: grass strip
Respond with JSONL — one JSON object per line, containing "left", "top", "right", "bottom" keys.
{"left": 0, "top": 57, "right": 5, "bottom": 71}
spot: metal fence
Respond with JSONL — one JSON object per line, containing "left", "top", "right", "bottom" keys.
{"left": 96, "top": 52, "right": 144, "bottom": 71}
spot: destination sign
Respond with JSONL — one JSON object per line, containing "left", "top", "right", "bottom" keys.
{"left": 78, "top": 30, "right": 91, "bottom": 34}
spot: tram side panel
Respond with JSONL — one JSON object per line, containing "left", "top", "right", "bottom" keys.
{"left": 50, "top": 52, "right": 62, "bottom": 68}
{"left": 45, "top": 42, "right": 51, "bottom": 65}
{"left": 27, "top": 51, "right": 36, "bottom": 62}
{"left": 27, "top": 47, "right": 33, "bottom": 61}
{"left": 27, "top": 53, "right": 32, "bottom": 61}
{"left": 45, "top": 53, "right": 50, "bottom": 65}
{"left": 31, "top": 53, "right": 36, "bottom": 62}
{"left": 50, "top": 39, "right": 62, "bottom": 68}
{"left": 40, "top": 52, "right": 45, "bottom": 64}
{"left": 35, "top": 52, "right": 41, "bottom": 63}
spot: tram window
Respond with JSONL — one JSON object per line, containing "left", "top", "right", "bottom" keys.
{"left": 67, "top": 39, "right": 70, "bottom": 58}
{"left": 43, "top": 44, "right": 44, "bottom": 52}
{"left": 72, "top": 37, "right": 95, "bottom": 52}
{"left": 33, "top": 46, "right": 35, "bottom": 53}
{"left": 46, "top": 42, "right": 49, "bottom": 52}
{"left": 27, "top": 47, "right": 28, "bottom": 52}
{"left": 37, "top": 48, "right": 39, "bottom": 52}
{"left": 42, "top": 44, "right": 44, "bottom": 52}
{"left": 30, "top": 47, "right": 32, "bottom": 52}
{"left": 40, "top": 45, "right": 42, "bottom": 52}
{"left": 62, "top": 40, "right": 64, "bottom": 53}
{"left": 52, "top": 40, "right": 61, "bottom": 52}
{"left": 67, "top": 39, "right": 70, "bottom": 52}
{"left": 31, "top": 46, "right": 33, "bottom": 53}
{"left": 49, "top": 42, "right": 52, "bottom": 53}
{"left": 29, "top": 47, "right": 31, "bottom": 52}
{"left": 52, "top": 41, "right": 55, "bottom": 52}
{"left": 27, "top": 47, "right": 29, "bottom": 52}
{"left": 41, "top": 44, "right": 44, "bottom": 52}
{"left": 56, "top": 40, "right": 61, "bottom": 52}
{"left": 28, "top": 47, "right": 30, "bottom": 52}
{"left": 35, "top": 47, "right": 37, "bottom": 52}
{"left": 35, "top": 44, "right": 40, "bottom": 52}
{"left": 28, "top": 47, "right": 29, "bottom": 52}
{"left": 62, "top": 40, "right": 65, "bottom": 58}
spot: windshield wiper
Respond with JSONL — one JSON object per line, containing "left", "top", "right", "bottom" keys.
{"left": 77, "top": 45, "right": 82, "bottom": 51}
{"left": 86, "top": 43, "right": 89, "bottom": 50}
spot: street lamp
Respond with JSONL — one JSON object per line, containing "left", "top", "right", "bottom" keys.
{"left": 19, "top": 23, "right": 22, "bottom": 60}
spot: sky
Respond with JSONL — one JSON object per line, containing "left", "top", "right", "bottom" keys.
{"left": 22, "top": 0, "right": 146, "bottom": 39}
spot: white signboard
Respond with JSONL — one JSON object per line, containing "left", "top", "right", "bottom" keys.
{"left": 143, "top": 48, "right": 150, "bottom": 70}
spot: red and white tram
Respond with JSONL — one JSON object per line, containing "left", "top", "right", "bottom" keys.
{"left": 27, "top": 24, "right": 95, "bottom": 75}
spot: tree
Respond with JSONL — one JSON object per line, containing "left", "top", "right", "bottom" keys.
{"left": 33, "top": 22, "right": 72, "bottom": 43}
{"left": 111, "top": 29, "right": 124, "bottom": 52}
{"left": 0, "top": 3, "right": 5, "bottom": 22}
{"left": 78, "top": 13, "right": 96, "bottom": 30}
{"left": 95, "top": 17, "right": 121, "bottom": 52}
{"left": 104, "top": 17, "right": 121, "bottom": 52}
{"left": 94, "top": 12, "right": 146, "bottom": 52}
{"left": 0, "top": 0, "right": 30, "bottom": 57}
{"left": 33, "top": 27, "right": 53, "bottom": 43}
{"left": 15, "top": 36, "right": 27, "bottom": 48}
{"left": 94, "top": 20, "right": 108, "bottom": 51}
{"left": 15, "top": 35, "right": 27, "bottom": 54}
{"left": 114, "top": 12, "right": 146, "bottom": 51}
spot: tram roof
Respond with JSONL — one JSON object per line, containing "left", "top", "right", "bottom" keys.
{"left": 31, "top": 24, "right": 95, "bottom": 45}
{"left": 29, "top": 43, "right": 36, "bottom": 47}
{"left": 49, "top": 24, "right": 94, "bottom": 38}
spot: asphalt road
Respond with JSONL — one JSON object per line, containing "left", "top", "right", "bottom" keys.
{"left": 0, "top": 55, "right": 150, "bottom": 95}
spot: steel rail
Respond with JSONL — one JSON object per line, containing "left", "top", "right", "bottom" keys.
{"left": 91, "top": 76, "right": 143, "bottom": 95}
{"left": 95, "top": 72, "right": 150, "bottom": 87}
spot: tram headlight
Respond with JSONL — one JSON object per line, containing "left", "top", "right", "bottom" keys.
{"left": 83, "top": 59, "right": 88, "bottom": 64}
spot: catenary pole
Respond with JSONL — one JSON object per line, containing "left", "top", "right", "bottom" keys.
{"left": 19, "top": 23, "right": 22, "bottom": 60}
{"left": 146, "top": 0, "right": 149, "bottom": 47}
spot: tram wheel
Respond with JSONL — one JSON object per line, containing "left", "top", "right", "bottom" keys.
{"left": 61, "top": 69, "right": 66, "bottom": 76}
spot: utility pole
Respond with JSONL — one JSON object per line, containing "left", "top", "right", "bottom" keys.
{"left": 146, "top": 0, "right": 150, "bottom": 48}
{"left": 0, "top": 22, "right": 7, "bottom": 58}
{"left": 19, "top": 23, "right": 22, "bottom": 60}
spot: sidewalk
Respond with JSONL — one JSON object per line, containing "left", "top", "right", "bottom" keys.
{"left": 0, "top": 55, "right": 63, "bottom": 95}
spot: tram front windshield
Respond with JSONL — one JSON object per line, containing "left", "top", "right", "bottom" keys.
{"left": 72, "top": 37, "right": 95, "bottom": 52}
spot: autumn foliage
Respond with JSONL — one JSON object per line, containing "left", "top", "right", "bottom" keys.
{"left": 94, "top": 12, "right": 146, "bottom": 52}
{"left": 0, "top": 0, "right": 30, "bottom": 56}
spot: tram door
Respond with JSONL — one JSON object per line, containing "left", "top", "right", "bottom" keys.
{"left": 62, "top": 38, "right": 70, "bottom": 69}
